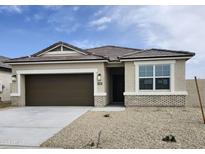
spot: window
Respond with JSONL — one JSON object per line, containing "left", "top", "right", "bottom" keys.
{"left": 139, "top": 64, "right": 170, "bottom": 90}
{"left": 139, "top": 65, "right": 153, "bottom": 90}
{"left": 155, "top": 64, "right": 170, "bottom": 90}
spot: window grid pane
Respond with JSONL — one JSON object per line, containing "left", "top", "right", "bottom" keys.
{"left": 139, "top": 78, "right": 153, "bottom": 90}
{"left": 155, "top": 78, "right": 170, "bottom": 90}
{"left": 155, "top": 64, "right": 170, "bottom": 77}
{"left": 139, "top": 65, "right": 153, "bottom": 77}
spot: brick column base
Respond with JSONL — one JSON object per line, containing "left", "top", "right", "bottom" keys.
{"left": 94, "top": 96, "right": 107, "bottom": 107}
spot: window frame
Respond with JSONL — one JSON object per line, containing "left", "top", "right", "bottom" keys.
{"left": 135, "top": 60, "right": 175, "bottom": 93}
{"left": 139, "top": 65, "right": 154, "bottom": 90}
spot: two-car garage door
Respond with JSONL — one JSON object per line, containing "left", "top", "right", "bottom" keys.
{"left": 25, "top": 74, "right": 94, "bottom": 106}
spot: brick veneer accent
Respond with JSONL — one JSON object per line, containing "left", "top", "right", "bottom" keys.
{"left": 94, "top": 96, "right": 107, "bottom": 106}
{"left": 125, "top": 95, "right": 186, "bottom": 107}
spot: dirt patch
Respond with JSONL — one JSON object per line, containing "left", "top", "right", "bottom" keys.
{"left": 0, "top": 102, "right": 11, "bottom": 109}
{"left": 41, "top": 107, "right": 205, "bottom": 149}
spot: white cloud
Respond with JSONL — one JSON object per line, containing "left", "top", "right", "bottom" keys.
{"left": 93, "top": 6, "right": 111, "bottom": 17}
{"left": 55, "top": 23, "right": 80, "bottom": 33}
{"left": 71, "top": 39, "right": 104, "bottom": 49}
{"left": 47, "top": 10, "right": 80, "bottom": 34}
{"left": 96, "top": 25, "right": 107, "bottom": 31}
{"left": 89, "top": 16, "right": 111, "bottom": 30}
{"left": 0, "top": 6, "right": 24, "bottom": 14}
{"left": 93, "top": 6, "right": 205, "bottom": 78}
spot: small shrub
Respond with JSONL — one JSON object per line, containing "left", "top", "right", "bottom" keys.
{"left": 162, "top": 135, "right": 176, "bottom": 143}
{"left": 104, "top": 114, "right": 110, "bottom": 117}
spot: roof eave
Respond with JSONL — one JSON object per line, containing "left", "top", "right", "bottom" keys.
{"left": 6, "top": 59, "right": 108, "bottom": 65}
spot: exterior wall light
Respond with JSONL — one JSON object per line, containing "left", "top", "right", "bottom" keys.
{"left": 12, "top": 75, "right": 17, "bottom": 82}
{"left": 97, "top": 73, "right": 102, "bottom": 81}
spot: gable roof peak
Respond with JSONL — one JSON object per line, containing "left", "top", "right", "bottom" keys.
{"left": 31, "top": 41, "right": 87, "bottom": 57}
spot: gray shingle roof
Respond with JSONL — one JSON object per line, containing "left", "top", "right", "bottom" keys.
{"left": 6, "top": 42, "right": 195, "bottom": 63}
{"left": 0, "top": 56, "right": 11, "bottom": 70}
{"left": 120, "top": 48, "right": 195, "bottom": 59}
{"left": 86, "top": 45, "right": 142, "bottom": 61}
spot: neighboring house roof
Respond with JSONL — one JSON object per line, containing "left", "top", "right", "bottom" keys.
{"left": 6, "top": 41, "right": 195, "bottom": 63}
{"left": 0, "top": 56, "right": 11, "bottom": 70}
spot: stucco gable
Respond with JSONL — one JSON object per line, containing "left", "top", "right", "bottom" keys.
{"left": 31, "top": 41, "right": 87, "bottom": 57}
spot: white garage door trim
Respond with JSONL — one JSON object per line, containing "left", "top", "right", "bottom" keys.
{"left": 11, "top": 68, "right": 106, "bottom": 97}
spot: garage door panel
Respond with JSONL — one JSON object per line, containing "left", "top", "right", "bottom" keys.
{"left": 25, "top": 74, "right": 94, "bottom": 106}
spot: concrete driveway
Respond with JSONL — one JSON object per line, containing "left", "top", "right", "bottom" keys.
{"left": 0, "top": 107, "right": 91, "bottom": 147}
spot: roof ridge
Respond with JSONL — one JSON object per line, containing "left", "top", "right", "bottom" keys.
{"left": 86, "top": 45, "right": 142, "bottom": 51}
{"left": 86, "top": 45, "right": 112, "bottom": 50}
{"left": 119, "top": 49, "right": 145, "bottom": 58}
{"left": 87, "top": 52, "right": 109, "bottom": 60}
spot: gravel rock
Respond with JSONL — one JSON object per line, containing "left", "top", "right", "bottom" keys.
{"left": 41, "top": 107, "right": 205, "bottom": 149}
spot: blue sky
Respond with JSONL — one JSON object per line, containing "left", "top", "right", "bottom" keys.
{"left": 0, "top": 6, "right": 145, "bottom": 58}
{"left": 0, "top": 5, "right": 204, "bottom": 78}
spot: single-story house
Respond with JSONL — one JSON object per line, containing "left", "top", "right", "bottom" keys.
{"left": 6, "top": 41, "right": 195, "bottom": 107}
{"left": 0, "top": 56, "right": 12, "bottom": 103}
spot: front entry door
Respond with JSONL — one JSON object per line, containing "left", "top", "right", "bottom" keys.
{"left": 112, "top": 74, "right": 124, "bottom": 105}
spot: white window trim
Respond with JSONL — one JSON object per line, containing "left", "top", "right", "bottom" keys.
{"left": 10, "top": 68, "right": 105, "bottom": 97}
{"left": 134, "top": 60, "right": 175, "bottom": 95}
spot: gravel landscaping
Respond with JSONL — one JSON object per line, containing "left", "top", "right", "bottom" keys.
{"left": 41, "top": 107, "right": 205, "bottom": 149}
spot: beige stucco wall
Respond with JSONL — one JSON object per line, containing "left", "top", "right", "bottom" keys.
{"left": 124, "top": 59, "right": 187, "bottom": 93}
{"left": 175, "top": 60, "right": 186, "bottom": 91}
{"left": 104, "top": 66, "right": 110, "bottom": 105}
{"left": 0, "top": 70, "right": 11, "bottom": 102}
{"left": 10, "top": 59, "right": 188, "bottom": 106}
{"left": 186, "top": 79, "right": 205, "bottom": 107}
{"left": 11, "top": 62, "right": 107, "bottom": 106}
{"left": 124, "top": 61, "right": 135, "bottom": 92}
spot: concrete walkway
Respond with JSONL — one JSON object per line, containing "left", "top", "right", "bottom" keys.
{"left": 91, "top": 106, "right": 125, "bottom": 112}
{"left": 0, "top": 107, "right": 91, "bottom": 147}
